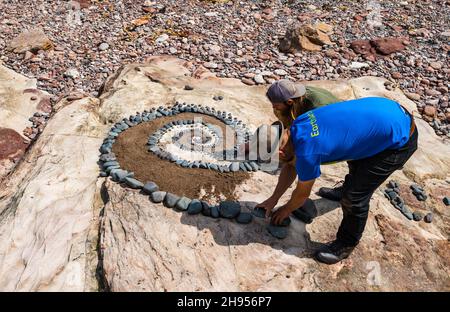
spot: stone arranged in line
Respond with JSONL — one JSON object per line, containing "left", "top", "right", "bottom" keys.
{"left": 95, "top": 104, "right": 292, "bottom": 238}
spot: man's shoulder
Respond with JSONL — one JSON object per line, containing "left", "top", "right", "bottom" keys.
{"left": 305, "top": 86, "right": 340, "bottom": 104}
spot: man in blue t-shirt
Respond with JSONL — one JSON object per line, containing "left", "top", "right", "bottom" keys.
{"left": 256, "top": 97, "right": 418, "bottom": 264}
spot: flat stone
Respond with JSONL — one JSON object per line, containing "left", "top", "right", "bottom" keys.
{"left": 267, "top": 225, "right": 288, "bottom": 239}
{"left": 252, "top": 207, "right": 266, "bottom": 218}
{"left": 175, "top": 196, "right": 191, "bottom": 211}
{"left": 239, "top": 163, "right": 247, "bottom": 172}
{"left": 150, "top": 191, "right": 166, "bottom": 203}
{"left": 187, "top": 199, "right": 203, "bottom": 215}
{"left": 143, "top": 182, "right": 159, "bottom": 194}
{"left": 124, "top": 177, "right": 144, "bottom": 189}
{"left": 210, "top": 206, "right": 220, "bottom": 218}
{"left": 111, "top": 169, "right": 133, "bottom": 182}
{"left": 164, "top": 193, "right": 179, "bottom": 208}
{"left": 424, "top": 213, "right": 433, "bottom": 223}
{"left": 99, "top": 171, "right": 108, "bottom": 177}
{"left": 102, "top": 160, "right": 119, "bottom": 169}
{"left": 219, "top": 201, "right": 241, "bottom": 219}
{"left": 105, "top": 165, "right": 120, "bottom": 174}
{"left": 236, "top": 212, "right": 253, "bottom": 224}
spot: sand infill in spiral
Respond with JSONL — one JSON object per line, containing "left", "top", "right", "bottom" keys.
{"left": 112, "top": 112, "right": 250, "bottom": 201}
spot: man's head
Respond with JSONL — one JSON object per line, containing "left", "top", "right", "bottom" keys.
{"left": 266, "top": 80, "right": 306, "bottom": 111}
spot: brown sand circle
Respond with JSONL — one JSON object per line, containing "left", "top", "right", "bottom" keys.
{"left": 112, "top": 113, "right": 250, "bottom": 201}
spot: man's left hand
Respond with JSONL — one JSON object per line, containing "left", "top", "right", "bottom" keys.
{"left": 271, "top": 205, "right": 292, "bottom": 225}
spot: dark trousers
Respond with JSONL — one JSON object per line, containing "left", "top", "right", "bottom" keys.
{"left": 337, "top": 127, "right": 418, "bottom": 246}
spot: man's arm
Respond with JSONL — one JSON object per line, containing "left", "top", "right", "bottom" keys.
{"left": 271, "top": 179, "right": 316, "bottom": 225}
{"left": 270, "top": 162, "right": 297, "bottom": 202}
{"left": 256, "top": 162, "right": 297, "bottom": 216}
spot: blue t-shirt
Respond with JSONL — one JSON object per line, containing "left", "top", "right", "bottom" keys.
{"left": 290, "top": 97, "right": 411, "bottom": 181}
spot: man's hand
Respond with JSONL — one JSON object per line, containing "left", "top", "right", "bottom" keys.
{"left": 271, "top": 205, "right": 291, "bottom": 225}
{"left": 255, "top": 197, "right": 278, "bottom": 218}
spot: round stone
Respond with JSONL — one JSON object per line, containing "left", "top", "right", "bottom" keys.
{"left": 164, "top": 193, "right": 180, "bottom": 208}
{"left": 150, "top": 191, "right": 166, "bottom": 203}
{"left": 424, "top": 213, "right": 433, "bottom": 223}
{"left": 236, "top": 212, "right": 253, "bottom": 224}
{"left": 219, "top": 201, "right": 241, "bottom": 219}
{"left": 143, "top": 181, "right": 159, "bottom": 194}
{"left": 99, "top": 42, "right": 109, "bottom": 51}
{"left": 175, "top": 196, "right": 191, "bottom": 211}
{"left": 188, "top": 199, "right": 203, "bottom": 215}
{"left": 267, "top": 225, "right": 288, "bottom": 239}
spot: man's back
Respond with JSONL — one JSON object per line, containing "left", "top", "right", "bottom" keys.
{"left": 290, "top": 97, "right": 411, "bottom": 181}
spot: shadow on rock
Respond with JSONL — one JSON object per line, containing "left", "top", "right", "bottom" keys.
{"left": 179, "top": 198, "right": 341, "bottom": 259}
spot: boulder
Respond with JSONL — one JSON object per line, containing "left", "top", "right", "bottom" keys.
{"left": 7, "top": 28, "right": 53, "bottom": 53}
{"left": 279, "top": 23, "right": 333, "bottom": 53}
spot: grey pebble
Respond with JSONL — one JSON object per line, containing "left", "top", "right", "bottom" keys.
{"left": 164, "top": 193, "right": 180, "bottom": 208}
{"left": 175, "top": 196, "right": 191, "bottom": 211}
{"left": 105, "top": 165, "right": 120, "bottom": 174}
{"left": 150, "top": 191, "right": 166, "bottom": 203}
{"left": 444, "top": 197, "right": 450, "bottom": 206}
{"left": 143, "top": 182, "right": 159, "bottom": 194}
{"left": 188, "top": 199, "right": 203, "bottom": 215}
{"left": 236, "top": 212, "right": 253, "bottom": 224}
{"left": 267, "top": 225, "right": 288, "bottom": 239}
{"left": 125, "top": 177, "right": 144, "bottom": 189}
{"left": 230, "top": 162, "right": 240, "bottom": 172}
{"left": 219, "top": 201, "right": 241, "bottom": 219}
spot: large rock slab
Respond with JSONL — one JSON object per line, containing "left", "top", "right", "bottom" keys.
{"left": 0, "top": 65, "right": 52, "bottom": 179}
{"left": 0, "top": 98, "right": 106, "bottom": 291}
{"left": 0, "top": 56, "right": 448, "bottom": 291}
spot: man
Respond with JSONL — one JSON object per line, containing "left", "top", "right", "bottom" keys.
{"left": 257, "top": 97, "right": 418, "bottom": 264}
{"left": 246, "top": 80, "right": 339, "bottom": 169}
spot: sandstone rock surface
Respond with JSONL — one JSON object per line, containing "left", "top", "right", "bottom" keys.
{"left": 0, "top": 56, "right": 448, "bottom": 291}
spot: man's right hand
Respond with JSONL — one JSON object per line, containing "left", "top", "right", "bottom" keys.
{"left": 255, "top": 197, "right": 278, "bottom": 218}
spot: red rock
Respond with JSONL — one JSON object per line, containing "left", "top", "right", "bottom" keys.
{"left": 370, "top": 38, "right": 406, "bottom": 55}
{"left": 74, "top": 0, "right": 91, "bottom": 9}
{"left": 0, "top": 128, "right": 28, "bottom": 161}
{"left": 241, "top": 78, "right": 256, "bottom": 86}
{"left": 392, "top": 72, "right": 402, "bottom": 79}
{"left": 350, "top": 40, "right": 377, "bottom": 58}
{"left": 423, "top": 105, "right": 437, "bottom": 117}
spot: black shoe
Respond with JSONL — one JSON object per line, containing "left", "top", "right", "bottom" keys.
{"left": 315, "top": 240, "right": 355, "bottom": 265}
{"left": 318, "top": 183, "right": 344, "bottom": 202}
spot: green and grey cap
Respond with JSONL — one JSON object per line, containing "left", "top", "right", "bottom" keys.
{"left": 266, "top": 79, "right": 306, "bottom": 103}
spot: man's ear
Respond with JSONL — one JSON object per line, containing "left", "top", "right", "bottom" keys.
{"left": 286, "top": 99, "right": 294, "bottom": 107}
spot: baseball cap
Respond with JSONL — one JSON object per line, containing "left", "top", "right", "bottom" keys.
{"left": 266, "top": 80, "right": 306, "bottom": 103}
